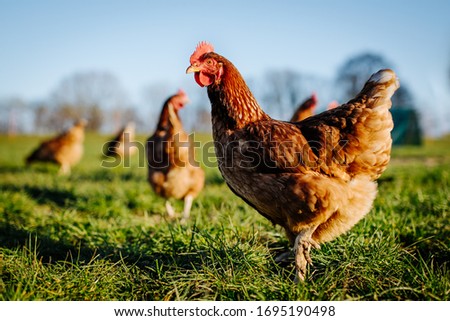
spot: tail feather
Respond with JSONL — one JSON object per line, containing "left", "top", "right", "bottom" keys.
{"left": 346, "top": 69, "right": 399, "bottom": 179}
{"left": 359, "top": 69, "right": 400, "bottom": 108}
{"left": 299, "top": 69, "right": 400, "bottom": 181}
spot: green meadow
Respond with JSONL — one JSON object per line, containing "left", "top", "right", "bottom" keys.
{"left": 0, "top": 133, "right": 448, "bottom": 300}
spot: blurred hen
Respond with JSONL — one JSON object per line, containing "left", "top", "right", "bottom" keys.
{"left": 103, "top": 122, "right": 137, "bottom": 160}
{"left": 290, "top": 93, "right": 318, "bottom": 122}
{"left": 26, "top": 119, "right": 87, "bottom": 175}
{"left": 146, "top": 90, "right": 204, "bottom": 221}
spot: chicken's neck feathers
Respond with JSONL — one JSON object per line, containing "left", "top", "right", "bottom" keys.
{"left": 156, "top": 100, "right": 179, "bottom": 132}
{"left": 208, "top": 60, "right": 270, "bottom": 131}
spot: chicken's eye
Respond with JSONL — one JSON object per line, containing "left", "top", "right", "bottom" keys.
{"left": 206, "top": 59, "right": 213, "bottom": 65}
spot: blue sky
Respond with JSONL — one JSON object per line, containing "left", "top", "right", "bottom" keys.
{"left": 1, "top": 0, "right": 449, "bottom": 134}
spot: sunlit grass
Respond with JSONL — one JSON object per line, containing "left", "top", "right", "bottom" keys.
{"left": 0, "top": 133, "right": 448, "bottom": 300}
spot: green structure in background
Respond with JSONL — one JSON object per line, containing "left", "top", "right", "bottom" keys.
{"left": 391, "top": 107, "right": 422, "bottom": 145}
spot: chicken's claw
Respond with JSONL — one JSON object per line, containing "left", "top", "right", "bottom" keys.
{"left": 293, "top": 230, "right": 320, "bottom": 283}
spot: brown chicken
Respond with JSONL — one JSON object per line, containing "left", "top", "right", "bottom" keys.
{"left": 290, "top": 93, "right": 318, "bottom": 122}
{"left": 26, "top": 119, "right": 87, "bottom": 175}
{"left": 146, "top": 89, "right": 205, "bottom": 222}
{"left": 186, "top": 42, "right": 399, "bottom": 281}
{"left": 103, "top": 122, "right": 137, "bottom": 159}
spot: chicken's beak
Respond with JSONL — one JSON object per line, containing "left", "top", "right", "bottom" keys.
{"left": 186, "top": 65, "right": 200, "bottom": 74}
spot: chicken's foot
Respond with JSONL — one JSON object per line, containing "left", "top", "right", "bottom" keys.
{"left": 293, "top": 228, "right": 320, "bottom": 283}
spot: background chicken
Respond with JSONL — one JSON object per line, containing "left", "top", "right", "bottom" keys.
{"left": 327, "top": 100, "right": 339, "bottom": 110}
{"left": 146, "top": 89, "right": 205, "bottom": 222}
{"left": 26, "top": 119, "right": 87, "bottom": 175}
{"left": 187, "top": 42, "right": 399, "bottom": 282}
{"left": 289, "top": 93, "right": 318, "bottom": 122}
{"left": 103, "top": 122, "right": 137, "bottom": 160}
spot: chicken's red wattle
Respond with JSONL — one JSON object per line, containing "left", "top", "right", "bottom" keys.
{"left": 195, "top": 72, "right": 213, "bottom": 87}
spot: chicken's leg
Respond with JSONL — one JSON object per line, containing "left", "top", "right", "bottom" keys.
{"left": 165, "top": 200, "right": 176, "bottom": 218}
{"left": 59, "top": 163, "right": 70, "bottom": 175}
{"left": 293, "top": 227, "right": 320, "bottom": 283}
{"left": 180, "top": 194, "right": 194, "bottom": 223}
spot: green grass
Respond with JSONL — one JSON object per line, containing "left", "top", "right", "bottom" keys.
{"left": 0, "top": 133, "right": 448, "bottom": 300}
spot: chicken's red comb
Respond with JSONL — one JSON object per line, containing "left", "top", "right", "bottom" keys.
{"left": 177, "top": 88, "right": 187, "bottom": 97}
{"left": 190, "top": 41, "right": 214, "bottom": 64}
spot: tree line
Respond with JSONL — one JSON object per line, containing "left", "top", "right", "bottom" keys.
{"left": 0, "top": 52, "right": 418, "bottom": 136}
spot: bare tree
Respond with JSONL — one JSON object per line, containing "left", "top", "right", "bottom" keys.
{"left": 141, "top": 82, "right": 173, "bottom": 133}
{"left": 336, "top": 52, "right": 393, "bottom": 100}
{"left": 191, "top": 108, "right": 211, "bottom": 133}
{"left": 260, "top": 70, "right": 304, "bottom": 120}
{"left": 109, "top": 106, "right": 141, "bottom": 133}
{"left": 0, "top": 97, "right": 26, "bottom": 135}
{"left": 336, "top": 52, "right": 415, "bottom": 107}
{"left": 48, "top": 71, "right": 129, "bottom": 132}
{"left": 86, "top": 104, "right": 103, "bottom": 132}
{"left": 33, "top": 103, "right": 49, "bottom": 134}
{"left": 259, "top": 70, "right": 331, "bottom": 120}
